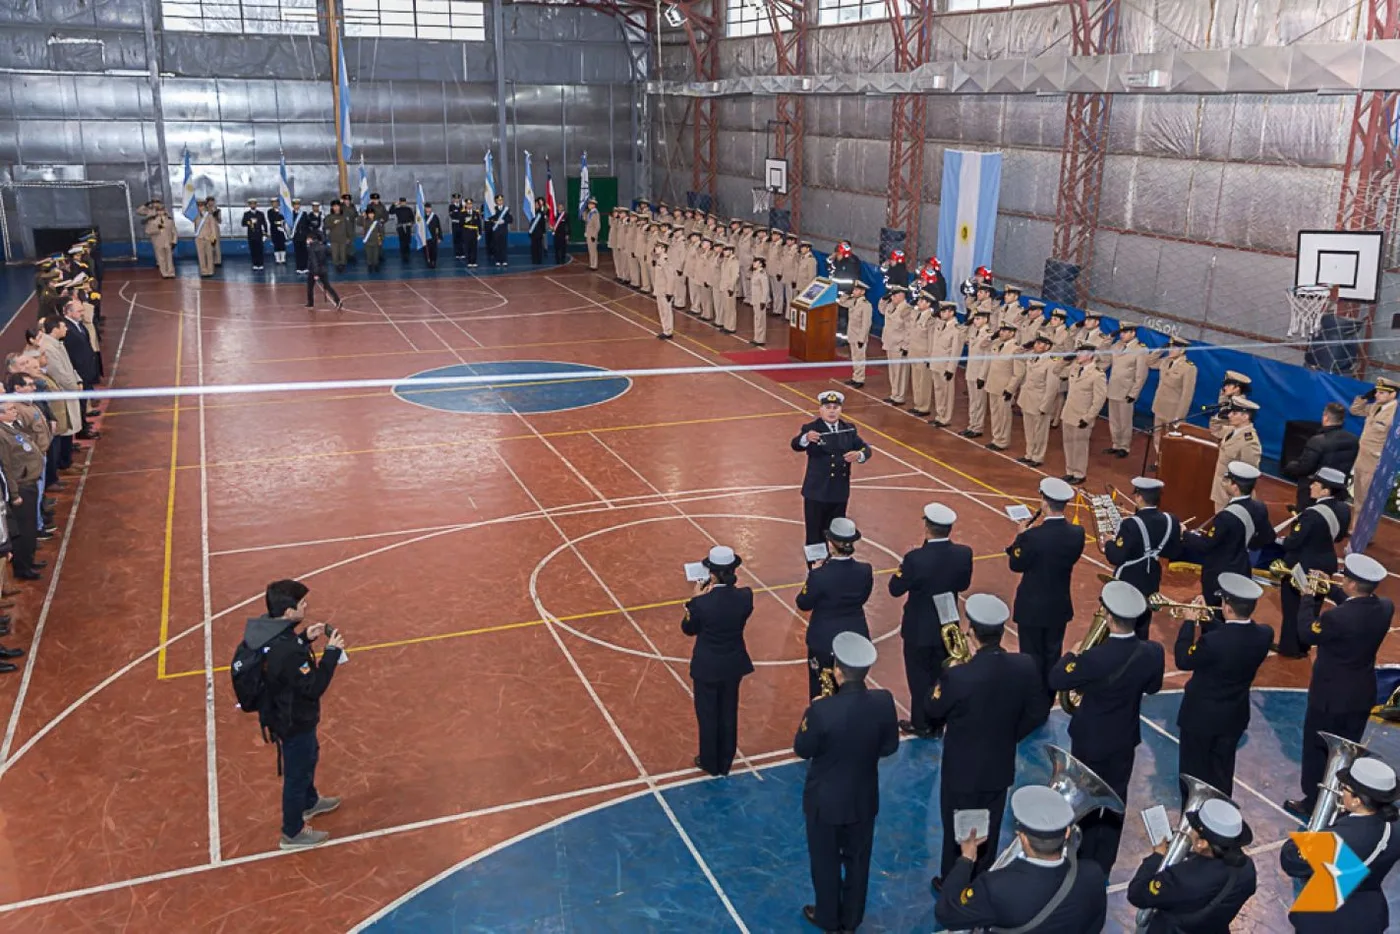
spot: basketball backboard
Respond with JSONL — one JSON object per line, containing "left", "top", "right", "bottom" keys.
{"left": 1295, "top": 229, "right": 1384, "bottom": 303}
{"left": 764, "top": 158, "right": 788, "bottom": 196}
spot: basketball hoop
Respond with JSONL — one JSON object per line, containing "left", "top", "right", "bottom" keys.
{"left": 751, "top": 186, "right": 773, "bottom": 215}
{"left": 1287, "top": 285, "right": 1336, "bottom": 338}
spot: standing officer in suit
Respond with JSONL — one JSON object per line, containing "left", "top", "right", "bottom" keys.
{"left": 681, "top": 545, "right": 754, "bottom": 778}
{"left": 1008, "top": 477, "right": 1086, "bottom": 696}
{"left": 1282, "top": 403, "right": 1359, "bottom": 510}
{"left": 1350, "top": 377, "right": 1398, "bottom": 510}
{"left": 934, "top": 785, "right": 1108, "bottom": 932}
{"left": 1180, "top": 462, "right": 1270, "bottom": 607}
{"left": 890, "top": 503, "right": 973, "bottom": 737}
{"left": 1275, "top": 466, "right": 1352, "bottom": 659}
{"left": 1210, "top": 398, "right": 1262, "bottom": 511}
{"left": 1148, "top": 335, "right": 1196, "bottom": 469}
{"left": 927, "top": 594, "right": 1050, "bottom": 884}
{"left": 1175, "top": 573, "right": 1272, "bottom": 805}
{"left": 1283, "top": 552, "right": 1392, "bottom": 819}
{"left": 796, "top": 518, "right": 874, "bottom": 701}
{"left": 794, "top": 632, "right": 899, "bottom": 934}
{"left": 1048, "top": 582, "right": 1166, "bottom": 874}
{"left": 1128, "top": 797, "right": 1257, "bottom": 932}
{"left": 1061, "top": 342, "right": 1108, "bottom": 485}
{"left": 1281, "top": 757, "right": 1400, "bottom": 933}
{"left": 1102, "top": 477, "right": 1182, "bottom": 639}
{"left": 791, "top": 391, "right": 872, "bottom": 550}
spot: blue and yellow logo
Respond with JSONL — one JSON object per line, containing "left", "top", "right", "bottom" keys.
{"left": 1289, "top": 831, "right": 1367, "bottom": 912}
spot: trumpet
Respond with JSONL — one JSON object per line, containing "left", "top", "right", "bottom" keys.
{"left": 1265, "top": 559, "right": 1338, "bottom": 596}
{"left": 1058, "top": 607, "right": 1110, "bottom": 714}
{"left": 942, "top": 622, "right": 972, "bottom": 668}
{"left": 1146, "top": 593, "right": 1215, "bottom": 621}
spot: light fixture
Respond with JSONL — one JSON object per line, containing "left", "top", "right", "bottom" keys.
{"left": 663, "top": 4, "right": 685, "bottom": 28}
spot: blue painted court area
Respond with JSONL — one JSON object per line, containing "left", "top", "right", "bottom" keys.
{"left": 361, "top": 689, "right": 1400, "bottom": 933}
{"left": 392, "top": 361, "right": 632, "bottom": 415}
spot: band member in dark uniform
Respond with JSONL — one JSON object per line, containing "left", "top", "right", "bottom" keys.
{"left": 927, "top": 593, "right": 1049, "bottom": 885}
{"left": 303, "top": 233, "right": 343, "bottom": 310}
{"left": 796, "top": 518, "right": 873, "bottom": 702}
{"left": 529, "top": 197, "right": 548, "bottom": 264}
{"left": 487, "top": 194, "right": 512, "bottom": 267}
{"left": 794, "top": 632, "right": 899, "bottom": 934}
{"left": 241, "top": 199, "right": 267, "bottom": 270}
{"left": 890, "top": 502, "right": 972, "bottom": 737}
{"left": 1007, "top": 477, "right": 1085, "bottom": 697}
{"left": 935, "top": 785, "right": 1108, "bottom": 932}
{"left": 449, "top": 194, "right": 466, "bottom": 259}
{"left": 1179, "top": 461, "right": 1270, "bottom": 607}
{"left": 1175, "top": 573, "right": 1272, "bottom": 806}
{"left": 1275, "top": 466, "right": 1352, "bottom": 659}
{"left": 1284, "top": 551, "right": 1392, "bottom": 819}
{"left": 393, "top": 196, "right": 415, "bottom": 264}
{"left": 1281, "top": 757, "right": 1400, "bottom": 933}
{"left": 681, "top": 545, "right": 754, "bottom": 778}
{"left": 1101, "top": 476, "right": 1182, "bottom": 639}
{"left": 1128, "top": 798, "right": 1257, "bottom": 932}
{"left": 463, "top": 198, "right": 482, "bottom": 267}
{"left": 791, "top": 390, "right": 872, "bottom": 552}
{"left": 1048, "top": 582, "right": 1165, "bottom": 874}
{"left": 552, "top": 208, "right": 571, "bottom": 264}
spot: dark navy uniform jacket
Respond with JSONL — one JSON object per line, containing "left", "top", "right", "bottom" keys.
{"left": 1048, "top": 632, "right": 1165, "bottom": 761}
{"left": 888, "top": 538, "right": 973, "bottom": 648}
{"left": 1127, "top": 851, "right": 1257, "bottom": 933}
{"left": 1282, "top": 809, "right": 1400, "bottom": 932}
{"left": 1105, "top": 507, "right": 1182, "bottom": 597}
{"left": 1279, "top": 497, "right": 1351, "bottom": 574}
{"left": 796, "top": 557, "right": 873, "bottom": 655}
{"left": 926, "top": 646, "right": 1049, "bottom": 795}
{"left": 793, "top": 681, "right": 899, "bottom": 825}
{"left": 1008, "top": 517, "right": 1085, "bottom": 630}
{"left": 1180, "top": 497, "right": 1271, "bottom": 595}
{"left": 681, "top": 584, "right": 755, "bottom": 684}
{"left": 1175, "top": 618, "right": 1272, "bottom": 737}
{"left": 791, "top": 418, "right": 872, "bottom": 504}
{"left": 1298, "top": 587, "right": 1393, "bottom": 713}
{"left": 934, "top": 853, "right": 1107, "bottom": 933}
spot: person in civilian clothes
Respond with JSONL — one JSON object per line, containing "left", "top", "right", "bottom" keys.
{"left": 242, "top": 199, "right": 267, "bottom": 271}
{"left": 1281, "top": 403, "right": 1358, "bottom": 510}
{"left": 1180, "top": 461, "right": 1270, "bottom": 607}
{"left": 1281, "top": 757, "right": 1400, "bottom": 933}
{"left": 935, "top": 785, "right": 1108, "bottom": 933}
{"left": 794, "top": 632, "right": 899, "bottom": 934}
{"left": 1283, "top": 552, "right": 1392, "bottom": 820}
{"left": 0, "top": 399, "right": 43, "bottom": 582}
{"left": 681, "top": 546, "right": 753, "bottom": 778}
{"left": 1048, "top": 582, "right": 1165, "bottom": 874}
{"left": 796, "top": 518, "right": 873, "bottom": 702}
{"left": 890, "top": 502, "right": 972, "bottom": 738}
{"left": 1128, "top": 797, "right": 1257, "bottom": 933}
{"left": 1274, "top": 467, "right": 1352, "bottom": 659}
{"left": 927, "top": 594, "right": 1050, "bottom": 884}
{"left": 528, "top": 197, "right": 547, "bottom": 264}
{"left": 1175, "top": 572, "right": 1272, "bottom": 807}
{"left": 59, "top": 299, "right": 100, "bottom": 439}
{"left": 839, "top": 281, "right": 873, "bottom": 389}
{"left": 791, "top": 390, "right": 872, "bottom": 551}
{"left": 1007, "top": 477, "right": 1085, "bottom": 697}
{"left": 1102, "top": 477, "right": 1183, "bottom": 639}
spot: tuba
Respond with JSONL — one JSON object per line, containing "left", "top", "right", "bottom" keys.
{"left": 941, "top": 622, "right": 972, "bottom": 668}
{"left": 989, "top": 745, "right": 1125, "bottom": 870}
{"left": 1307, "top": 732, "right": 1371, "bottom": 831}
{"left": 1058, "top": 607, "right": 1109, "bottom": 714}
{"left": 1134, "top": 774, "right": 1235, "bottom": 933}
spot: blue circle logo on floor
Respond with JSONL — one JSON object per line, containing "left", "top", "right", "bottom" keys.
{"left": 392, "top": 361, "right": 631, "bottom": 414}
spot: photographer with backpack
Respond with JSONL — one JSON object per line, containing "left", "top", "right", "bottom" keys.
{"left": 233, "top": 579, "right": 347, "bottom": 850}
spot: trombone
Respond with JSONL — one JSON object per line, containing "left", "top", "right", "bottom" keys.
{"left": 1146, "top": 593, "right": 1215, "bottom": 621}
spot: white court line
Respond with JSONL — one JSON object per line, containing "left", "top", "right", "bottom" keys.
{"left": 195, "top": 291, "right": 222, "bottom": 865}
{"left": 406, "top": 282, "right": 484, "bottom": 349}
{"left": 0, "top": 290, "right": 136, "bottom": 763}
{"left": 355, "top": 282, "right": 419, "bottom": 352}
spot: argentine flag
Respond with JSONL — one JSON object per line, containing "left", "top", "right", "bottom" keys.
{"left": 336, "top": 37, "right": 352, "bottom": 162}
{"left": 578, "top": 151, "right": 591, "bottom": 219}
{"left": 484, "top": 150, "right": 497, "bottom": 207}
{"left": 935, "top": 150, "right": 1002, "bottom": 312}
{"left": 411, "top": 181, "right": 427, "bottom": 250}
{"left": 277, "top": 154, "right": 294, "bottom": 223}
{"left": 357, "top": 156, "right": 370, "bottom": 212}
{"left": 521, "top": 151, "right": 536, "bottom": 224}
{"left": 180, "top": 149, "right": 198, "bottom": 221}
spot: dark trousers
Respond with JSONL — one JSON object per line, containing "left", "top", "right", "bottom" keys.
{"left": 1018, "top": 623, "right": 1065, "bottom": 698}
{"left": 56, "top": 434, "right": 73, "bottom": 470}
{"left": 1300, "top": 705, "right": 1370, "bottom": 808}
{"left": 491, "top": 230, "right": 508, "bottom": 264}
{"left": 693, "top": 677, "right": 741, "bottom": 776}
{"left": 398, "top": 230, "right": 412, "bottom": 260}
{"left": 248, "top": 236, "right": 264, "bottom": 267}
{"left": 530, "top": 233, "right": 545, "bottom": 264}
{"left": 280, "top": 729, "right": 321, "bottom": 838}
{"left": 1075, "top": 749, "right": 1133, "bottom": 875}
{"left": 803, "top": 497, "right": 847, "bottom": 547}
{"left": 1278, "top": 585, "right": 1309, "bottom": 657}
{"left": 44, "top": 443, "right": 60, "bottom": 485}
{"left": 806, "top": 812, "right": 875, "bottom": 933}
{"left": 453, "top": 228, "right": 466, "bottom": 258}
{"left": 465, "top": 234, "right": 479, "bottom": 265}
{"left": 423, "top": 240, "right": 438, "bottom": 268}
{"left": 902, "top": 639, "right": 942, "bottom": 731}
{"left": 807, "top": 649, "right": 834, "bottom": 701}
{"left": 306, "top": 273, "right": 340, "bottom": 307}
{"left": 940, "top": 787, "right": 1008, "bottom": 878}
{"left": 8, "top": 484, "right": 37, "bottom": 574}
{"left": 1178, "top": 729, "right": 1241, "bottom": 808}
{"left": 293, "top": 238, "right": 309, "bottom": 271}
{"left": 554, "top": 234, "right": 568, "bottom": 263}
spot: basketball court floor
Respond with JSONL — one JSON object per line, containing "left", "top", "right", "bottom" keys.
{"left": 0, "top": 253, "right": 1396, "bottom": 931}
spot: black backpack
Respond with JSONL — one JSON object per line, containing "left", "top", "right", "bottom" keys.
{"left": 230, "top": 629, "right": 293, "bottom": 741}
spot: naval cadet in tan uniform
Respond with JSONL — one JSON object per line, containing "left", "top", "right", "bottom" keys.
{"left": 1149, "top": 335, "right": 1197, "bottom": 466}
{"left": 839, "top": 281, "right": 873, "bottom": 389}
{"left": 907, "top": 291, "right": 937, "bottom": 417}
{"left": 1061, "top": 343, "right": 1109, "bottom": 485}
{"left": 984, "top": 322, "right": 1022, "bottom": 451}
{"left": 961, "top": 308, "right": 995, "bottom": 439}
{"left": 1350, "top": 377, "right": 1399, "bottom": 509}
{"left": 881, "top": 289, "right": 914, "bottom": 406}
{"left": 929, "top": 301, "right": 966, "bottom": 428}
{"left": 1076, "top": 311, "right": 1112, "bottom": 367}
{"left": 137, "top": 199, "right": 177, "bottom": 278}
{"left": 1208, "top": 370, "right": 1252, "bottom": 434}
{"left": 1210, "top": 398, "right": 1263, "bottom": 511}
{"left": 1104, "top": 323, "right": 1149, "bottom": 457}
{"left": 1018, "top": 334, "right": 1062, "bottom": 468}
{"left": 584, "top": 198, "right": 601, "bottom": 270}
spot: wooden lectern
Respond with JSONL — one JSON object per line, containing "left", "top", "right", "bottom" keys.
{"left": 1159, "top": 424, "right": 1219, "bottom": 526}
{"left": 789, "top": 278, "right": 839, "bottom": 362}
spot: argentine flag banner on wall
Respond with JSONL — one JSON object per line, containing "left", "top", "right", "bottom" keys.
{"left": 935, "top": 150, "right": 1002, "bottom": 312}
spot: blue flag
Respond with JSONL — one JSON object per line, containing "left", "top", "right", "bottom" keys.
{"left": 1350, "top": 409, "right": 1400, "bottom": 553}
{"left": 578, "top": 151, "right": 591, "bottom": 219}
{"left": 336, "top": 37, "right": 352, "bottom": 163}
{"left": 411, "top": 181, "right": 427, "bottom": 250}
{"left": 181, "top": 149, "right": 198, "bottom": 221}
{"left": 484, "top": 150, "right": 497, "bottom": 207}
{"left": 277, "top": 154, "right": 294, "bottom": 223}
{"left": 357, "top": 156, "right": 370, "bottom": 212}
{"left": 521, "top": 151, "right": 536, "bottom": 224}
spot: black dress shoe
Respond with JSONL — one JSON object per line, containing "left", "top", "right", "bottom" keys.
{"left": 850, "top": 382, "right": 864, "bottom": 389}
{"left": 986, "top": 443, "right": 1008, "bottom": 452}
{"left": 1101, "top": 447, "right": 1120, "bottom": 455}
{"left": 800, "top": 905, "right": 840, "bottom": 932}
{"left": 0, "top": 662, "right": 15, "bottom": 673}
{"left": 1283, "top": 798, "right": 1311, "bottom": 820}
{"left": 1016, "top": 456, "right": 1034, "bottom": 465}
{"left": 31, "top": 561, "right": 47, "bottom": 570}
{"left": 14, "top": 571, "right": 40, "bottom": 581}
{"left": 930, "top": 875, "right": 944, "bottom": 895}
{"left": 0, "top": 625, "right": 11, "bottom": 638}
{"left": 1114, "top": 450, "right": 1130, "bottom": 459}
{"left": 0, "top": 646, "right": 22, "bottom": 659}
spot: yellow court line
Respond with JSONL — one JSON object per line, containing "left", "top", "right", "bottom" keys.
{"left": 156, "top": 311, "right": 185, "bottom": 679}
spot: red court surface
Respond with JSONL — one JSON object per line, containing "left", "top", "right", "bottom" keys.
{"left": 0, "top": 261, "right": 1395, "bottom": 930}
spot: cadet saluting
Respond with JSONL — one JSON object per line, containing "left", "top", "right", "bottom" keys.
{"left": 791, "top": 391, "right": 872, "bottom": 553}
{"left": 934, "top": 784, "right": 1108, "bottom": 932}
{"left": 796, "top": 518, "right": 873, "bottom": 702}
{"left": 1284, "top": 552, "right": 1392, "bottom": 821}
{"left": 794, "top": 632, "right": 899, "bottom": 934}
{"left": 681, "top": 546, "right": 754, "bottom": 778}
{"left": 1274, "top": 467, "right": 1351, "bottom": 660}
{"left": 1007, "top": 477, "right": 1085, "bottom": 698}
{"left": 889, "top": 502, "right": 973, "bottom": 738}
{"left": 1127, "top": 797, "right": 1257, "bottom": 932}
{"left": 927, "top": 594, "right": 1050, "bottom": 885}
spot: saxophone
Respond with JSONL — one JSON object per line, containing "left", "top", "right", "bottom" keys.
{"left": 1057, "top": 606, "right": 1109, "bottom": 714}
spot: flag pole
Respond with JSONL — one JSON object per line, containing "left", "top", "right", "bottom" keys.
{"left": 326, "top": 0, "right": 350, "bottom": 195}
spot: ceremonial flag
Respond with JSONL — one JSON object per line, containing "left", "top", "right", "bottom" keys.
{"left": 521, "top": 151, "right": 536, "bottom": 224}
{"left": 181, "top": 148, "right": 198, "bottom": 221}
{"left": 544, "top": 156, "right": 558, "bottom": 227}
{"left": 578, "top": 151, "right": 591, "bottom": 218}
{"left": 336, "top": 37, "right": 352, "bottom": 162}
{"left": 484, "top": 149, "right": 497, "bottom": 207}
{"left": 411, "top": 181, "right": 427, "bottom": 250}
{"left": 357, "top": 156, "right": 370, "bottom": 212}
{"left": 935, "top": 149, "right": 1002, "bottom": 312}
{"left": 277, "top": 153, "right": 294, "bottom": 223}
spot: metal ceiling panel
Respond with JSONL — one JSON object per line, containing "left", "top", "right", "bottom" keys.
{"left": 1227, "top": 46, "right": 1291, "bottom": 93}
